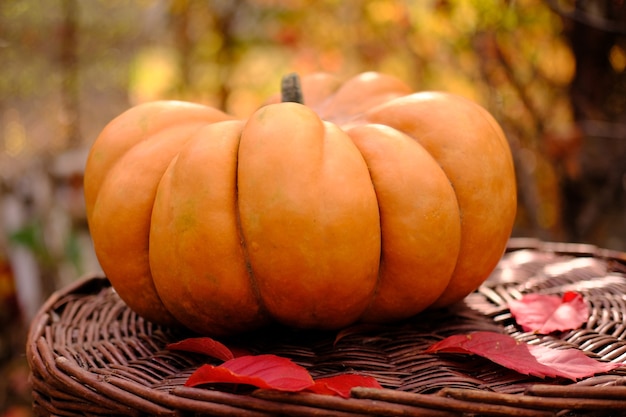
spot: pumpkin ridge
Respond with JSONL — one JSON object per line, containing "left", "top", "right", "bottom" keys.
{"left": 237, "top": 103, "right": 379, "bottom": 329}
{"left": 85, "top": 102, "right": 233, "bottom": 218}
{"left": 363, "top": 92, "right": 515, "bottom": 308}
{"left": 90, "top": 120, "right": 233, "bottom": 327}
{"left": 87, "top": 120, "right": 231, "bottom": 226}
{"left": 346, "top": 123, "right": 460, "bottom": 321}
{"left": 149, "top": 121, "right": 268, "bottom": 335}
{"left": 232, "top": 128, "right": 270, "bottom": 322}
{"left": 431, "top": 97, "right": 516, "bottom": 307}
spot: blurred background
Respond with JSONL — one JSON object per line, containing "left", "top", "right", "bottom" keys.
{"left": 1, "top": 0, "right": 625, "bottom": 414}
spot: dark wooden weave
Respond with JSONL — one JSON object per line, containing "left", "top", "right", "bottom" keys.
{"left": 27, "top": 239, "right": 626, "bottom": 416}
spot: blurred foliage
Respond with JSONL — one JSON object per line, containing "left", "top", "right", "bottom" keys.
{"left": 8, "top": 222, "right": 53, "bottom": 269}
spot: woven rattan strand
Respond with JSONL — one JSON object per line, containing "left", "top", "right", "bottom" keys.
{"left": 27, "top": 238, "right": 626, "bottom": 416}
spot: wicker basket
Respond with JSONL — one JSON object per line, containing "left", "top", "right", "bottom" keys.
{"left": 27, "top": 238, "right": 626, "bottom": 416}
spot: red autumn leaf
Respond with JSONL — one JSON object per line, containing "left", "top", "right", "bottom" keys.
{"left": 508, "top": 291, "right": 589, "bottom": 334}
{"left": 526, "top": 343, "right": 621, "bottom": 380}
{"left": 307, "top": 374, "right": 383, "bottom": 398}
{"left": 424, "top": 332, "right": 556, "bottom": 377}
{"left": 166, "top": 337, "right": 234, "bottom": 362}
{"left": 185, "top": 354, "right": 315, "bottom": 392}
{"left": 424, "top": 331, "right": 622, "bottom": 380}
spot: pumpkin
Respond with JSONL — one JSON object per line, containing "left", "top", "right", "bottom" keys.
{"left": 84, "top": 72, "right": 516, "bottom": 336}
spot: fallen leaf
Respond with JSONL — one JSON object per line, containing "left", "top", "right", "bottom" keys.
{"left": 424, "top": 331, "right": 621, "bottom": 380}
{"left": 508, "top": 292, "right": 589, "bottom": 334}
{"left": 527, "top": 343, "right": 621, "bottom": 380}
{"left": 185, "top": 354, "right": 315, "bottom": 392}
{"left": 166, "top": 337, "right": 234, "bottom": 362}
{"left": 424, "top": 332, "right": 556, "bottom": 377}
{"left": 307, "top": 374, "right": 383, "bottom": 398}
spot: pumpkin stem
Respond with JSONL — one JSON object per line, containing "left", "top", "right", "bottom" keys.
{"left": 281, "top": 73, "right": 304, "bottom": 104}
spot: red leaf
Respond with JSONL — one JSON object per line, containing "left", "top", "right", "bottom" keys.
{"left": 424, "top": 332, "right": 556, "bottom": 377}
{"left": 185, "top": 354, "right": 315, "bottom": 391}
{"left": 307, "top": 374, "right": 383, "bottom": 398}
{"left": 186, "top": 363, "right": 270, "bottom": 389}
{"left": 527, "top": 344, "right": 621, "bottom": 380}
{"left": 166, "top": 337, "right": 234, "bottom": 362}
{"left": 508, "top": 292, "right": 589, "bottom": 334}
{"left": 424, "top": 331, "right": 622, "bottom": 380}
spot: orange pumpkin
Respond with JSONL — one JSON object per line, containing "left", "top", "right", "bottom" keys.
{"left": 84, "top": 72, "right": 516, "bottom": 336}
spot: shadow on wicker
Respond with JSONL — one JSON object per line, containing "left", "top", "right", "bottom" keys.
{"left": 27, "top": 239, "right": 626, "bottom": 416}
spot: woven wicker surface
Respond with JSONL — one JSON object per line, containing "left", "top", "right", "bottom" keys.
{"left": 27, "top": 238, "right": 626, "bottom": 416}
